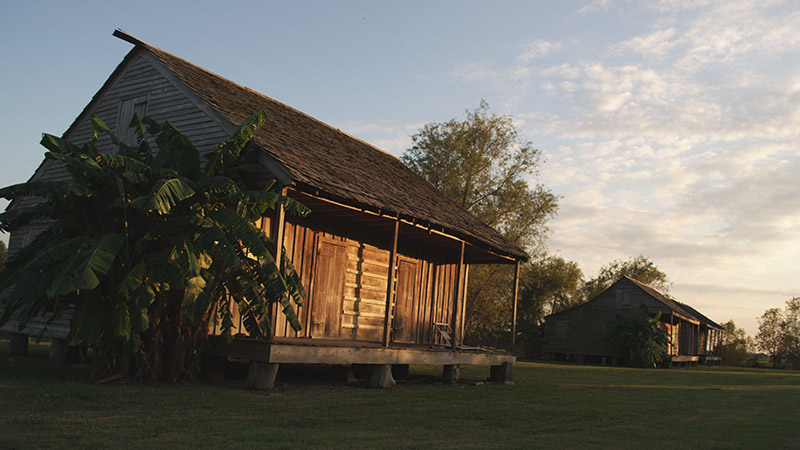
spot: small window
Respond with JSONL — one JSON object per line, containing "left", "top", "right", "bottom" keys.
{"left": 616, "top": 288, "right": 630, "bottom": 308}
{"left": 117, "top": 95, "right": 149, "bottom": 146}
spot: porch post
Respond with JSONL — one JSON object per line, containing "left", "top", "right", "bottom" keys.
{"left": 669, "top": 312, "right": 674, "bottom": 356}
{"left": 510, "top": 260, "right": 520, "bottom": 353}
{"left": 459, "top": 265, "right": 470, "bottom": 339}
{"left": 269, "top": 186, "right": 288, "bottom": 339}
{"left": 382, "top": 218, "right": 400, "bottom": 347}
{"left": 451, "top": 241, "right": 465, "bottom": 350}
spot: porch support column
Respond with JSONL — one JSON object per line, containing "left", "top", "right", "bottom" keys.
{"left": 269, "top": 187, "right": 288, "bottom": 339}
{"left": 451, "top": 241, "right": 465, "bottom": 350}
{"left": 247, "top": 361, "right": 280, "bottom": 390}
{"left": 510, "top": 260, "right": 520, "bottom": 353}
{"left": 443, "top": 364, "right": 460, "bottom": 385}
{"left": 382, "top": 218, "right": 400, "bottom": 347}
{"left": 669, "top": 311, "right": 675, "bottom": 359}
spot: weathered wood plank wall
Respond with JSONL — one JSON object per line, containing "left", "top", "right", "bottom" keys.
{"left": 212, "top": 216, "right": 461, "bottom": 345}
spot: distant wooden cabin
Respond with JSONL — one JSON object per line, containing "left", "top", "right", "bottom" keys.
{"left": 544, "top": 277, "right": 723, "bottom": 367}
{"left": 1, "top": 30, "right": 525, "bottom": 387}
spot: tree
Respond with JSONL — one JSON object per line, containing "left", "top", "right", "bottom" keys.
{"left": 756, "top": 307, "right": 784, "bottom": 368}
{"left": 0, "top": 112, "right": 308, "bottom": 380}
{"left": 402, "top": 101, "right": 558, "bottom": 344}
{"left": 607, "top": 304, "right": 669, "bottom": 368}
{"left": 780, "top": 297, "right": 800, "bottom": 369}
{"left": 0, "top": 240, "right": 6, "bottom": 271}
{"left": 716, "top": 320, "right": 753, "bottom": 366}
{"left": 516, "top": 254, "right": 583, "bottom": 357}
{"left": 582, "top": 255, "right": 671, "bottom": 301}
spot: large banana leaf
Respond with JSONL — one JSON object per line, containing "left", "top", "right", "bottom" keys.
{"left": 135, "top": 178, "right": 196, "bottom": 215}
{"left": 46, "top": 233, "right": 124, "bottom": 297}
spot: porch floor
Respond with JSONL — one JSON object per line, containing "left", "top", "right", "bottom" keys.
{"left": 208, "top": 335, "right": 515, "bottom": 366}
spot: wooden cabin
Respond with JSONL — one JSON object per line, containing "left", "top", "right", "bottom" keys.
{"left": 543, "top": 276, "right": 723, "bottom": 367}
{"left": 2, "top": 30, "right": 526, "bottom": 387}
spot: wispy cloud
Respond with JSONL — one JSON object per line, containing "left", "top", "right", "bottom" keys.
{"left": 519, "top": 39, "right": 564, "bottom": 63}
{"left": 446, "top": 0, "right": 800, "bottom": 333}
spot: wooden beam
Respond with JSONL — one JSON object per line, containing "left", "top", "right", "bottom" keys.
{"left": 270, "top": 187, "right": 288, "bottom": 339}
{"left": 266, "top": 341, "right": 515, "bottom": 366}
{"left": 510, "top": 260, "right": 520, "bottom": 353}
{"left": 289, "top": 188, "right": 519, "bottom": 264}
{"left": 451, "top": 241, "right": 465, "bottom": 350}
{"left": 382, "top": 218, "right": 400, "bottom": 347}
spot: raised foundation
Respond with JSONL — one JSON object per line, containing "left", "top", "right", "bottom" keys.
{"left": 367, "top": 364, "right": 396, "bottom": 388}
{"left": 490, "top": 362, "right": 514, "bottom": 385}
{"left": 246, "top": 361, "right": 280, "bottom": 390}
{"left": 443, "top": 364, "right": 460, "bottom": 385}
{"left": 49, "top": 338, "right": 68, "bottom": 363}
{"left": 209, "top": 336, "right": 516, "bottom": 389}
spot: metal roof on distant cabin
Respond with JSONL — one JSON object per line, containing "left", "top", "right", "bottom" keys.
{"left": 105, "top": 30, "right": 527, "bottom": 262}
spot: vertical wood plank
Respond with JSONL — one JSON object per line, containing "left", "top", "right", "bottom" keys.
{"left": 269, "top": 187, "right": 287, "bottom": 339}
{"left": 382, "top": 219, "right": 400, "bottom": 347}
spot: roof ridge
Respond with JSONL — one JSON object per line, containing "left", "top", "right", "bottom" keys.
{"left": 114, "top": 29, "right": 405, "bottom": 165}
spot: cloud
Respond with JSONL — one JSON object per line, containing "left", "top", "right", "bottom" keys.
{"left": 438, "top": 0, "right": 800, "bottom": 334}
{"left": 577, "top": 0, "right": 615, "bottom": 15}
{"left": 610, "top": 1, "right": 800, "bottom": 71}
{"left": 519, "top": 39, "right": 564, "bottom": 63}
{"left": 611, "top": 27, "right": 678, "bottom": 58}
{"left": 450, "top": 61, "right": 497, "bottom": 83}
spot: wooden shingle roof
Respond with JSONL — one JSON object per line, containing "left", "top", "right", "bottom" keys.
{"left": 545, "top": 276, "right": 721, "bottom": 329}
{"left": 114, "top": 31, "right": 526, "bottom": 262}
{"left": 623, "top": 277, "right": 721, "bottom": 329}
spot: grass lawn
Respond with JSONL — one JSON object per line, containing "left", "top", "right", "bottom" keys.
{"left": 2, "top": 341, "right": 799, "bottom": 449}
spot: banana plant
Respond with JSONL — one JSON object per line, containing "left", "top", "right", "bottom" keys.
{"left": 607, "top": 304, "right": 670, "bottom": 368}
{"left": 0, "top": 111, "right": 309, "bottom": 380}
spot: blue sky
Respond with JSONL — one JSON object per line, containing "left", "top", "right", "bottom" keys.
{"left": 2, "top": 0, "right": 798, "bottom": 336}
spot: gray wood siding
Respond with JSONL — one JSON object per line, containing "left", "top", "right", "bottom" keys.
{"left": 544, "top": 278, "right": 677, "bottom": 358}
{"left": 4, "top": 50, "right": 231, "bottom": 337}
{"left": 27, "top": 52, "right": 230, "bottom": 192}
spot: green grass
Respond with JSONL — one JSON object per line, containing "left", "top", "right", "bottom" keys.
{"left": 1, "top": 344, "right": 799, "bottom": 449}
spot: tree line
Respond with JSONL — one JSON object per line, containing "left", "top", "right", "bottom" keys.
{"left": 707, "top": 299, "right": 800, "bottom": 370}
{"left": 403, "top": 102, "right": 800, "bottom": 368}
{"left": 401, "top": 101, "right": 672, "bottom": 355}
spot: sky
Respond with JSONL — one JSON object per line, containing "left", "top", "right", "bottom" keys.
{"left": 1, "top": 0, "right": 798, "bottom": 336}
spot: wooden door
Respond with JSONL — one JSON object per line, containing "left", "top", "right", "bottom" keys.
{"left": 310, "top": 239, "right": 347, "bottom": 338}
{"left": 393, "top": 259, "right": 419, "bottom": 343}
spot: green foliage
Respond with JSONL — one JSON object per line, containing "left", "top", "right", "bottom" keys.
{"left": 608, "top": 304, "right": 669, "bottom": 368}
{"left": 582, "top": 255, "right": 671, "bottom": 301}
{"left": 757, "top": 298, "right": 800, "bottom": 369}
{"left": 402, "top": 100, "right": 557, "bottom": 251}
{"left": 716, "top": 320, "right": 753, "bottom": 367}
{"left": 782, "top": 298, "right": 800, "bottom": 369}
{"left": 0, "top": 112, "right": 309, "bottom": 380}
{"left": 402, "top": 101, "right": 558, "bottom": 345}
{"left": 756, "top": 308, "right": 784, "bottom": 368}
